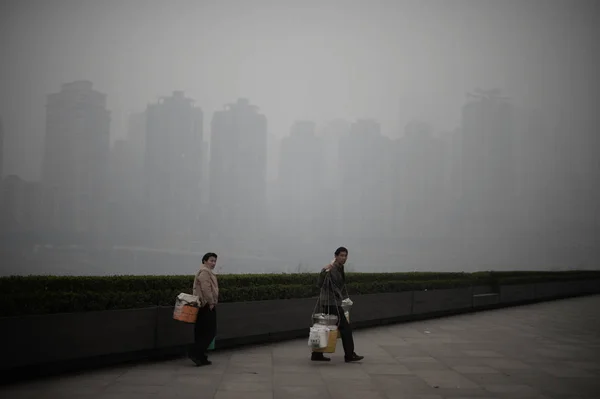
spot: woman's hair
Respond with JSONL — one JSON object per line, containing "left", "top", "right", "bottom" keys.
{"left": 334, "top": 247, "right": 348, "bottom": 256}
{"left": 202, "top": 252, "right": 218, "bottom": 264}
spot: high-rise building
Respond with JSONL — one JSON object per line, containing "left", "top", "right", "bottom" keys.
{"left": 0, "top": 117, "right": 4, "bottom": 180}
{"left": 200, "top": 140, "right": 210, "bottom": 206}
{"left": 107, "top": 139, "right": 137, "bottom": 245}
{"left": 127, "top": 112, "right": 146, "bottom": 169}
{"left": 318, "top": 119, "right": 349, "bottom": 190}
{"left": 339, "top": 119, "right": 393, "bottom": 244}
{"left": 124, "top": 111, "right": 146, "bottom": 203}
{"left": 393, "top": 121, "right": 446, "bottom": 238}
{"left": 108, "top": 140, "right": 138, "bottom": 202}
{"left": 435, "top": 127, "right": 463, "bottom": 202}
{"left": 514, "top": 108, "right": 552, "bottom": 224}
{"left": 0, "top": 175, "right": 25, "bottom": 234}
{"left": 276, "top": 121, "right": 324, "bottom": 246}
{"left": 209, "top": 98, "right": 268, "bottom": 249}
{"left": 104, "top": 111, "right": 147, "bottom": 246}
{"left": 42, "top": 81, "right": 111, "bottom": 240}
{"left": 316, "top": 119, "right": 349, "bottom": 244}
{"left": 144, "top": 91, "right": 203, "bottom": 248}
{"left": 266, "top": 132, "right": 281, "bottom": 207}
{"left": 0, "top": 175, "right": 43, "bottom": 235}
{"left": 461, "top": 89, "right": 516, "bottom": 236}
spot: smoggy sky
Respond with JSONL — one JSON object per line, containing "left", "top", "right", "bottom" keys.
{"left": 1, "top": 0, "right": 598, "bottom": 180}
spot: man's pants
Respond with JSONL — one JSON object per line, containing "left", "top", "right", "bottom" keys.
{"left": 313, "top": 305, "right": 354, "bottom": 357}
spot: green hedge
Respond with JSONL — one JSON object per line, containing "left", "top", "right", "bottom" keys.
{"left": 0, "top": 272, "right": 476, "bottom": 294}
{"left": 1, "top": 270, "right": 598, "bottom": 317}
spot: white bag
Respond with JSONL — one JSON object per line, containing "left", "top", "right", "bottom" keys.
{"left": 308, "top": 325, "right": 329, "bottom": 349}
{"left": 341, "top": 297, "right": 353, "bottom": 309}
{"left": 308, "top": 329, "right": 320, "bottom": 349}
{"left": 177, "top": 293, "right": 201, "bottom": 306}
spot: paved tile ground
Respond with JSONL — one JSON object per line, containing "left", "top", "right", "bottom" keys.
{"left": 2, "top": 295, "right": 600, "bottom": 399}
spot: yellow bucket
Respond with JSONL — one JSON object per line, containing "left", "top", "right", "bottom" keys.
{"left": 312, "top": 329, "right": 338, "bottom": 353}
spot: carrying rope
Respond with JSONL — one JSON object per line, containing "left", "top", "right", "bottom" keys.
{"left": 311, "top": 270, "right": 342, "bottom": 326}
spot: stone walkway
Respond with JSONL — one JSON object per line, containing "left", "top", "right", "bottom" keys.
{"left": 2, "top": 295, "right": 600, "bottom": 399}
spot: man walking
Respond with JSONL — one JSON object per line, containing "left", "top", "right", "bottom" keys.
{"left": 311, "top": 246, "right": 364, "bottom": 363}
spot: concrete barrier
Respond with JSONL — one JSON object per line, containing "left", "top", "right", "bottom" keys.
{"left": 412, "top": 287, "right": 473, "bottom": 315}
{"left": 473, "top": 293, "right": 500, "bottom": 308}
{"left": 499, "top": 284, "right": 536, "bottom": 304}
{"left": 155, "top": 306, "right": 194, "bottom": 348}
{"left": 0, "top": 307, "right": 157, "bottom": 370}
{"left": 473, "top": 285, "right": 496, "bottom": 295}
{"left": 217, "top": 297, "right": 315, "bottom": 345}
{"left": 350, "top": 292, "right": 413, "bottom": 327}
{"left": 581, "top": 279, "right": 600, "bottom": 294}
{"left": 1, "top": 281, "right": 598, "bottom": 380}
{"left": 535, "top": 282, "right": 564, "bottom": 300}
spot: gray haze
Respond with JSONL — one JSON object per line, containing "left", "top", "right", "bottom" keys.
{"left": 0, "top": 0, "right": 599, "bottom": 275}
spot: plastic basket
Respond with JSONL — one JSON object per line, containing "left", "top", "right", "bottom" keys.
{"left": 173, "top": 303, "right": 198, "bottom": 323}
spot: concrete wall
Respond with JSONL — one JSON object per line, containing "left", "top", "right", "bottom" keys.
{"left": 351, "top": 292, "right": 412, "bottom": 326}
{"left": 499, "top": 284, "right": 536, "bottom": 304}
{"left": 2, "top": 307, "right": 157, "bottom": 370}
{"left": 1, "top": 279, "right": 599, "bottom": 378}
{"left": 412, "top": 287, "right": 473, "bottom": 315}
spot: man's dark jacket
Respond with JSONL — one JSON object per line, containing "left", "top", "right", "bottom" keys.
{"left": 317, "top": 264, "right": 346, "bottom": 307}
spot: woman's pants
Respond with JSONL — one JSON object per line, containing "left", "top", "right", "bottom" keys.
{"left": 191, "top": 304, "right": 217, "bottom": 359}
{"left": 312, "top": 305, "right": 354, "bottom": 357}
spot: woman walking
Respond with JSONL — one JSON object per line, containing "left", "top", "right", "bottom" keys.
{"left": 189, "top": 252, "right": 219, "bottom": 366}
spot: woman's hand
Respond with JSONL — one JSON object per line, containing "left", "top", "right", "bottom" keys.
{"left": 210, "top": 304, "right": 215, "bottom": 310}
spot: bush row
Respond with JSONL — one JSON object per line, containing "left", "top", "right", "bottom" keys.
{"left": 2, "top": 270, "right": 597, "bottom": 294}
{"left": 0, "top": 272, "right": 476, "bottom": 294}
{"left": 3, "top": 271, "right": 596, "bottom": 293}
{"left": 1, "top": 270, "right": 598, "bottom": 317}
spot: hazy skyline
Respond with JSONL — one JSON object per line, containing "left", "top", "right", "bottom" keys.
{"left": 1, "top": 0, "right": 598, "bottom": 180}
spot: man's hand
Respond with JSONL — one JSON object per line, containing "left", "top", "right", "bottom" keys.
{"left": 209, "top": 304, "right": 215, "bottom": 310}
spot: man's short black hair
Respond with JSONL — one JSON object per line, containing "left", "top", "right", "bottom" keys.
{"left": 334, "top": 247, "right": 348, "bottom": 256}
{"left": 202, "top": 252, "right": 218, "bottom": 264}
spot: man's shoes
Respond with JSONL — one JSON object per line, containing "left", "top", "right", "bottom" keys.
{"left": 190, "top": 355, "right": 212, "bottom": 366}
{"left": 345, "top": 353, "right": 364, "bottom": 363}
{"left": 311, "top": 353, "right": 331, "bottom": 362}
